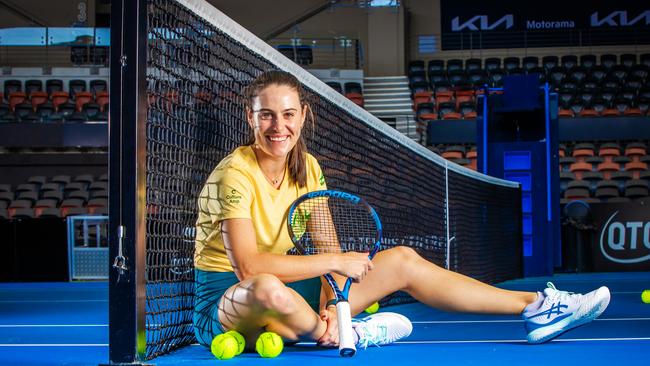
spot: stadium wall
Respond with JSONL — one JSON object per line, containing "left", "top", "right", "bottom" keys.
{"left": 0, "top": 0, "right": 96, "bottom": 27}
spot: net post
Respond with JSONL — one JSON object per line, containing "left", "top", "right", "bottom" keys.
{"left": 104, "top": 0, "right": 149, "bottom": 364}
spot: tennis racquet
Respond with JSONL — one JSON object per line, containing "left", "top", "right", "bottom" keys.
{"left": 287, "top": 190, "right": 382, "bottom": 357}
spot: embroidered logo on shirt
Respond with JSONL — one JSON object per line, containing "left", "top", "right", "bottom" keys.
{"left": 226, "top": 189, "right": 242, "bottom": 204}
{"left": 319, "top": 173, "right": 326, "bottom": 186}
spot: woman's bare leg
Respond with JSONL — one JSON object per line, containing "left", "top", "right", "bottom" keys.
{"left": 218, "top": 273, "right": 326, "bottom": 343}
{"left": 348, "top": 246, "right": 537, "bottom": 315}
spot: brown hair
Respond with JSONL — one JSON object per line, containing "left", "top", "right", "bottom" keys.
{"left": 244, "top": 70, "right": 314, "bottom": 188}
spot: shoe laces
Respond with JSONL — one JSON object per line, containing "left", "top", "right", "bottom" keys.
{"left": 545, "top": 282, "right": 577, "bottom": 303}
{"left": 353, "top": 319, "right": 386, "bottom": 349}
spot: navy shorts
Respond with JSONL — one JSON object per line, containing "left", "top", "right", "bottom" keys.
{"left": 193, "top": 269, "right": 322, "bottom": 347}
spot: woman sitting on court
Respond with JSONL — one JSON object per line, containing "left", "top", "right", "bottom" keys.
{"left": 193, "top": 70, "right": 610, "bottom": 350}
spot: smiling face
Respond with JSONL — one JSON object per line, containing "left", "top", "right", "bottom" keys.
{"left": 247, "top": 83, "right": 306, "bottom": 160}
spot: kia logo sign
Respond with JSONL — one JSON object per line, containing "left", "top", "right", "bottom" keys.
{"left": 451, "top": 15, "right": 514, "bottom": 31}
{"left": 590, "top": 11, "right": 650, "bottom": 27}
{"left": 599, "top": 211, "right": 650, "bottom": 264}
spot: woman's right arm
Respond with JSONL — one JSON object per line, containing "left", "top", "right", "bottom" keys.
{"left": 221, "top": 218, "right": 373, "bottom": 283}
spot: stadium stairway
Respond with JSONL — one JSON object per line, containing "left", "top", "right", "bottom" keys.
{"left": 363, "top": 76, "right": 418, "bottom": 141}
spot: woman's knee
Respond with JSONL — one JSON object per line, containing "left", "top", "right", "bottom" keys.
{"left": 248, "top": 273, "right": 296, "bottom": 314}
{"left": 389, "top": 246, "right": 422, "bottom": 264}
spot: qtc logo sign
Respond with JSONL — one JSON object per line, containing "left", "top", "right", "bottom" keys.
{"left": 599, "top": 210, "right": 650, "bottom": 265}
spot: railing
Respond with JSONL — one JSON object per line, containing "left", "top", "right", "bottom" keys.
{"left": 0, "top": 27, "right": 109, "bottom": 67}
{"left": 1, "top": 28, "right": 365, "bottom": 71}
{"left": 441, "top": 28, "right": 650, "bottom": 51}
{"left": 411, "top": 28, "right": 650, "bottom": 56}
{"left": 67, "top": 215, "right": 108, "bottom": 280}
{"left": 266, "top": 37, "right": 363, "bottom": 70}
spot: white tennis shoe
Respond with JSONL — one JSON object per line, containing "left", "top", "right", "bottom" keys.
{"left": 352, "top": 312, "right": 412, "bottom": 349}
{"left": 523, "top": 282, "right": 610, "bottom": 344}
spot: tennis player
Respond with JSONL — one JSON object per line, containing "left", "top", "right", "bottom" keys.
{"left": 193, "top": 70, "right": 610, "bottom": 350}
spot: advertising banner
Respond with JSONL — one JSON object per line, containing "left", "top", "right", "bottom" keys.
{"left": 589, "top": 199, "right": 650, "bottom": 271}
{"left": 440, "top": 0, "right": 650, "bottom": 49}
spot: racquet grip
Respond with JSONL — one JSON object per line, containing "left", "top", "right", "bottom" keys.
{"left": 336, "top": 301, "right": 356, "bottom": 357}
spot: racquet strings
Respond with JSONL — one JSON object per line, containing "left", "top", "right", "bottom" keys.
{"left": 290, "top": 196, "right": 378, "bottom": 255}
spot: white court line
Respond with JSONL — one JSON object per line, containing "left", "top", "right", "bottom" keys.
{"left": 412, "top": 317, "right": 650, "bottom": 324}
{"left": 0, "top": 292, "right": 638, "bottom": 304}
{"left": 1, "top": 318, "right": 646, "bottom": 328}
{"left": 395, "top": 337, "right": 650, "bottom": 344}
{"left": 0, "top": 325, "right": 107, "bottom": 328}
{"left": 289, "top": 337, "right": 650, "bottom": 346}
{"left": 0, "top": 344, "right": 107, "bottom": 347}
{"left": 3, "top": 338, "right": 650, "bottom": 348}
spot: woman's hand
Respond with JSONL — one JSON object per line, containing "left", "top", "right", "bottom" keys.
{"left": 317, "top": 306, "right": 339, "bottom": 347}
{"left": 333, "top": 252, "right": 373, "bottom": 282}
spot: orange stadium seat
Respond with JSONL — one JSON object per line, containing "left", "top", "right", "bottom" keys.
{"left": 441, "top": 111, "right": 462, "bottom": 120}
{"left": 625, "top": 144, "right": 646, "bottom": 161}
{"left": 455, "top": 94, "right": 474, "bottom": 109}
{"left": 455, "top": 89, "right": 474, "bottom": 98}
{"left": 572, "top": 145, "right": 595, "bottom": 162}
{"left": 87, "top": 198, "right": 108, "bottom": 214}
{"left": 9, "top": 92, "right": 27, "bottom": 111}
{"left": 625, "top": 162, "right": 648, "bottom": 179}
{"left": 597, "top": 161, "right": 620, "bottom": 179}
{"left": 569, "top": 162, "right": 592, "bottom": 180}
{"left": 33, "top": 199, "right": 58, "bottom": 218}
{"left": 599, "top": 145, "right": 621, "bottom": 162}
{"left": 30, "top": 91, "right": 49, "bottom": 109}
{"left": 75, "top": 91, "right": 94, "bottom": 112}
{"left": 346, "top": 93, "right": 364, "bottom": 107}
{"left": 461, "top": 108, "right": 477, "bottom": 119}
{"left": 623, "top": 107, "right": 643, "bottom": 117}
{"left": 435, "top": 90, "right": 454, "bottom": 98}
{"left": 413, "top": 95, "right": 432, "bottom": 108}
{"left": 466, "top": 150, "right": 477, "bottom": 170}
{"left": 442, "top": 147, "right": 465, "bottom": 160}
{"left": 51, "top": 91, "right": 70, "bottom": 110}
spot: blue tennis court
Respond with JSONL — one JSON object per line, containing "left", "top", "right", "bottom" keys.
{"left": 1, "top": 272, "right": 647, "bottom": 366}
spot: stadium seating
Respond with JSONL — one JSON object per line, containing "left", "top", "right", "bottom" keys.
{"left": 2, "top": 78, "right": 109, "bottom": 122}
{"left": 410, "top": 53, "right": 650, "bottom": 121}
{"left": 321, "top": 81, "right": 366, "bottom": 108}
{"left": 0, "top": 174, "right": 108, "bottom": 220}
{"left": 432, "top": 140, "right": 650, "bottom": 202}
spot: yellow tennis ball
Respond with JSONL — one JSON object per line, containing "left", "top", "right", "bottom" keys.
{"left": 211, "top": 334, "right": 239, "bottom": 360}
{"left": 225, "top": 330, "right": 245, "bottom": 355}
{"left": 365, "top": 301, "right": 380, "bottom": 314}
{"left": 255, "top": 331, "right": 283, "bottom": 358}
{"left": 642, "top": 290, "right": 650, "bottom": 304}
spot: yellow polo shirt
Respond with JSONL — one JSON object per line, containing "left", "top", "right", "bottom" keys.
{"left": 194, "top": 145, "right": 327, "bottom": 272}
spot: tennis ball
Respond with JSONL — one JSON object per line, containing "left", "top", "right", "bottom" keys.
{"left": 365, "top": 301, "right": 380, "bottom": 314}
{"left": 642, "top": 290, "right": 650, "bottom": 304}
{"left": 211, "top": 334, "right": 239, "bottom": 360}
{"left": 255, "top": 331, "right": 283, "bottom": 358}
{"left": 225, "top": 330, "right": 245, "bottom": 355}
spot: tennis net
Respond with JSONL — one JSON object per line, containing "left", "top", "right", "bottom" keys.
{"left": 126, "top": 0, "right": 523, "bottom": 359}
